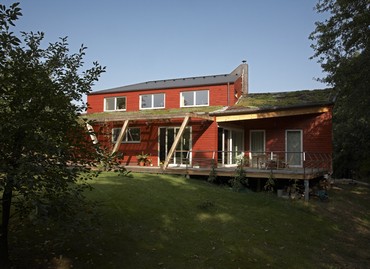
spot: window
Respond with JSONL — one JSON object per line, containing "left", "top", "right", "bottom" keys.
{"left": 286, "top": 130, "right": 303, "bottom": 167}
{"left": 250, "top": 130, "right": 265, "bottom": 154}
{"left": 112, "top": 127, "right": 140, "bottom": 143}
{"left": 104, "top": 97, "right": 126, "bottom": 111}
{"left": 180, "top": 90, "right": 209, "bottom": 107}
{"left": 140, "top": 93, "right": 165, "bottom": 109}
{"left": 250, "top": 130, "right": 266, "bottom": 168}
{"left": 218, "top": 127, "right": 244, "bottom": 166}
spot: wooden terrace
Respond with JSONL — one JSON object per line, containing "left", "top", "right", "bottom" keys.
{"left": 125, "top": 150, "right": 332, "bottom": 181}
{"left": 125, "top": 165, "right": 329, "bottom": 180}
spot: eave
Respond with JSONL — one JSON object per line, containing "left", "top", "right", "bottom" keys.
{"left": 213, "top": 103, "right": 332, "bottom": 123}
{"left": 82, "top": 108, "right": 217, "bottom": 123}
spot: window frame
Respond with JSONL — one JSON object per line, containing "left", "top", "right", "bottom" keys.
{"left": 104, "top": 96, "right": 126, "bottom": 111}
{"left": 112, "top": 127, "right": 141, "bottom": 143}
{"left": 180, "top": 90, "right": 209, "bottom": 107}
{"left": 139, "top": 93, "right": 165, "bottom": 110}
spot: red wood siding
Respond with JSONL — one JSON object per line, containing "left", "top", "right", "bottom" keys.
{"left": 87, "top": 83, "right": 237, "bottom": 113}
{"left": 89, "top": 109, "right": 332, "bottom": 167}
{"left": 243, "top": 108, "right": 333, "bottom": 154}
{"left": 192, "top": 120, "right": 218, "bottom": 166}
{"left": 91, "top": 118, "right": 218, "bottom": 166}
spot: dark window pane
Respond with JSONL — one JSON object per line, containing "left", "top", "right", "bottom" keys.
{"left": 116, "top": 97, "right": 126, "bottom": 110}
{"left": 125, "top": 128, "right": 140, "bottom": 142}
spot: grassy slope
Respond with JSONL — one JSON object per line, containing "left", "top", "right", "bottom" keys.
{"left": 10, "top": 173, "right": 370, "bottom": 269}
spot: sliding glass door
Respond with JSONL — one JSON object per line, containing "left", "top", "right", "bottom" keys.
{"left": 218, "top": 128, "right": 244, "bottom": 166}
{"left": 159, "top": 127, "right": 191, "bottom": 166}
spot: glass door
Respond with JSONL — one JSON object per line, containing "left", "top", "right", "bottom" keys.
{"left": 286, "top": 130, "right": 303, "bottom": 167}
{"left": 159, "top": 127, "right": 191, "bottom": 166}
{"left": 250, "top": 130, "right": 265, "bottom": 168}
{"left": 218, "top": 128, "right": 244, "bottom": 166}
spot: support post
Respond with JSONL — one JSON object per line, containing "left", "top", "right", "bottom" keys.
{"left": 163, "top": 116, "right": 190, "bottom": 169}
{"left": 304, "top": 179, "right": 309, "bottom": 202}
{"left": 112, "top": 120, "right": 129, "bottom": 154}
{"left": 86, "top": 123, "right": 99, "bottom": 144}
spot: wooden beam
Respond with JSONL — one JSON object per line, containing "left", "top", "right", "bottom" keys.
{"left": 216, "top": 106, "right": 330, "bottom": 122}
{"left": 163, "top": 116, "right": 190, "bottom": 169}
{"left": 86, "top": 123, "right": 98, "bottom": 144}
{"left": 85, "top": 111, "right": 213, "bottom": 123}
{"left": 112, "top": 120, "right": 129, "bottom": 154}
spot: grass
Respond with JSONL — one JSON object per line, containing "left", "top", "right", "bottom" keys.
{"left": 9, "top": 173, "right": 370, "bottom": 268}
{"left": 236, "top": 88, "right": 335, "bottom": 109}
{"left": 83, "top": 105, "right": 223, "bottom": 121}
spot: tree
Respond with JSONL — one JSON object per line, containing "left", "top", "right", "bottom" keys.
{"left": 310, "top": 0, "right": 370, "bottom": 180}
{"left": 0, "top": 3, "right": 111, "bottom": 267}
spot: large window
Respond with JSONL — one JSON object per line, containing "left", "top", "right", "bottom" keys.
{"left": 250, "top": 130, "right": 266, "bottom": 168}
{"left": 112, "top": 127, "right": 141, "bottom": 143}
{"left": 140, "top": 93, "right": 165, "bottom": 109}
{"left": 181, "top": 90, "right": 209, "bottom": 107}
{"left": 286, "top": 130, "right": 303, "bottom": 167}
{"left": 104, "top": 96, "right": 126, "bottom": 111}
{"left": 250, "top": 130, "right": 265, "bottom": 155}
{"left": 218, "top": 127, "right": 244, "bottom": 166}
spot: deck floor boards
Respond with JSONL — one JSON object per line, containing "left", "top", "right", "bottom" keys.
{"left": 125, "top": 165, "right": 328, "bottom": 180}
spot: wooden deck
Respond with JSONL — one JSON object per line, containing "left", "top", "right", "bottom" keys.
{"left": 125, "top": 165, "right": 329, "bottom": 180}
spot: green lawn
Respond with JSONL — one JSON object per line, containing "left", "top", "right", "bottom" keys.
{"left": 10, "top": 173, "right": 370, "bottom": 268}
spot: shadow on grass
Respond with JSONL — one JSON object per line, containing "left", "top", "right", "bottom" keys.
{"left": 10, "top": 172, "right": 363, "bottom": 269}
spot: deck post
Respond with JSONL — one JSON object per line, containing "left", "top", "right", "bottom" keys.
{"left": 256, "top": 179, "right": 261, "bottom": 192}
{"left": 112, "top": 120, "right": 129, "bottom": 154}
{"left": 304, "top": 179, "right": 309, "bottom": 202}
{"left": 163, "top": 115, "right": 190, "bottom": 169}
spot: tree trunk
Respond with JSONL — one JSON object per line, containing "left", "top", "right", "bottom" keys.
{"left": 0, "top": 184, "right": 13, "bottom": 268}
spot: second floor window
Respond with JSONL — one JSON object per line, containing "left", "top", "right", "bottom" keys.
{"left": 104, "top": 96, "right": 126, "bottom": 111}
{"left": 181, "top": 90, "right": 209, "bottom": 107}
{"left": 140, "top": 93, "right": 165, "bottom": 109}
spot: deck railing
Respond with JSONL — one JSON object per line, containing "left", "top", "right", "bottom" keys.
{"left": 167, "top": 150, "right": 332, "bottom": 173}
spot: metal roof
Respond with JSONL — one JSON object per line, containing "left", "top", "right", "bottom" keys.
{"left": 89, "top": 64, "right": 248, "bottom": 95}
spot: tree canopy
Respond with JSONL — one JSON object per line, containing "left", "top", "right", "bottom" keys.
{"left": 0, "top": 2, "right": 113, "bottom": 266}
{"left": 310, "top": 0, "right": 370, "bottom": 180}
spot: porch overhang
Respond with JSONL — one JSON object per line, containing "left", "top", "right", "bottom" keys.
{"left": 213, "top": 105, "right": 332, "bottom": 123}
{"left": 83, "top": 111, "right": 214, "bottom": 123}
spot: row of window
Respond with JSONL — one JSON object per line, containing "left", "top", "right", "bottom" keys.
{"left": 104, "top": 90, "right": 209, "bottom": 111}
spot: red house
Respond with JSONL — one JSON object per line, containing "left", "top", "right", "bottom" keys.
{"left": 86, "top": 63, "right": 334, "bottom": 190}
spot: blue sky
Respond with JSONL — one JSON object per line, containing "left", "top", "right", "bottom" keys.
{"left": 5, "top": 0, "right": 328, "bottom": 94}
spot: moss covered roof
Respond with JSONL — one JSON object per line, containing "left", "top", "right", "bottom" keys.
{"left": 236, "top": 88, "right": 335, "bottom": 109}
{"left": 83, "top": 106, "right": 223, "bottom": 122}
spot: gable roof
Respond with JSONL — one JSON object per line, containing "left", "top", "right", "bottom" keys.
{"left": 89, "top": 64, "right": 248, "bottom": 95}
